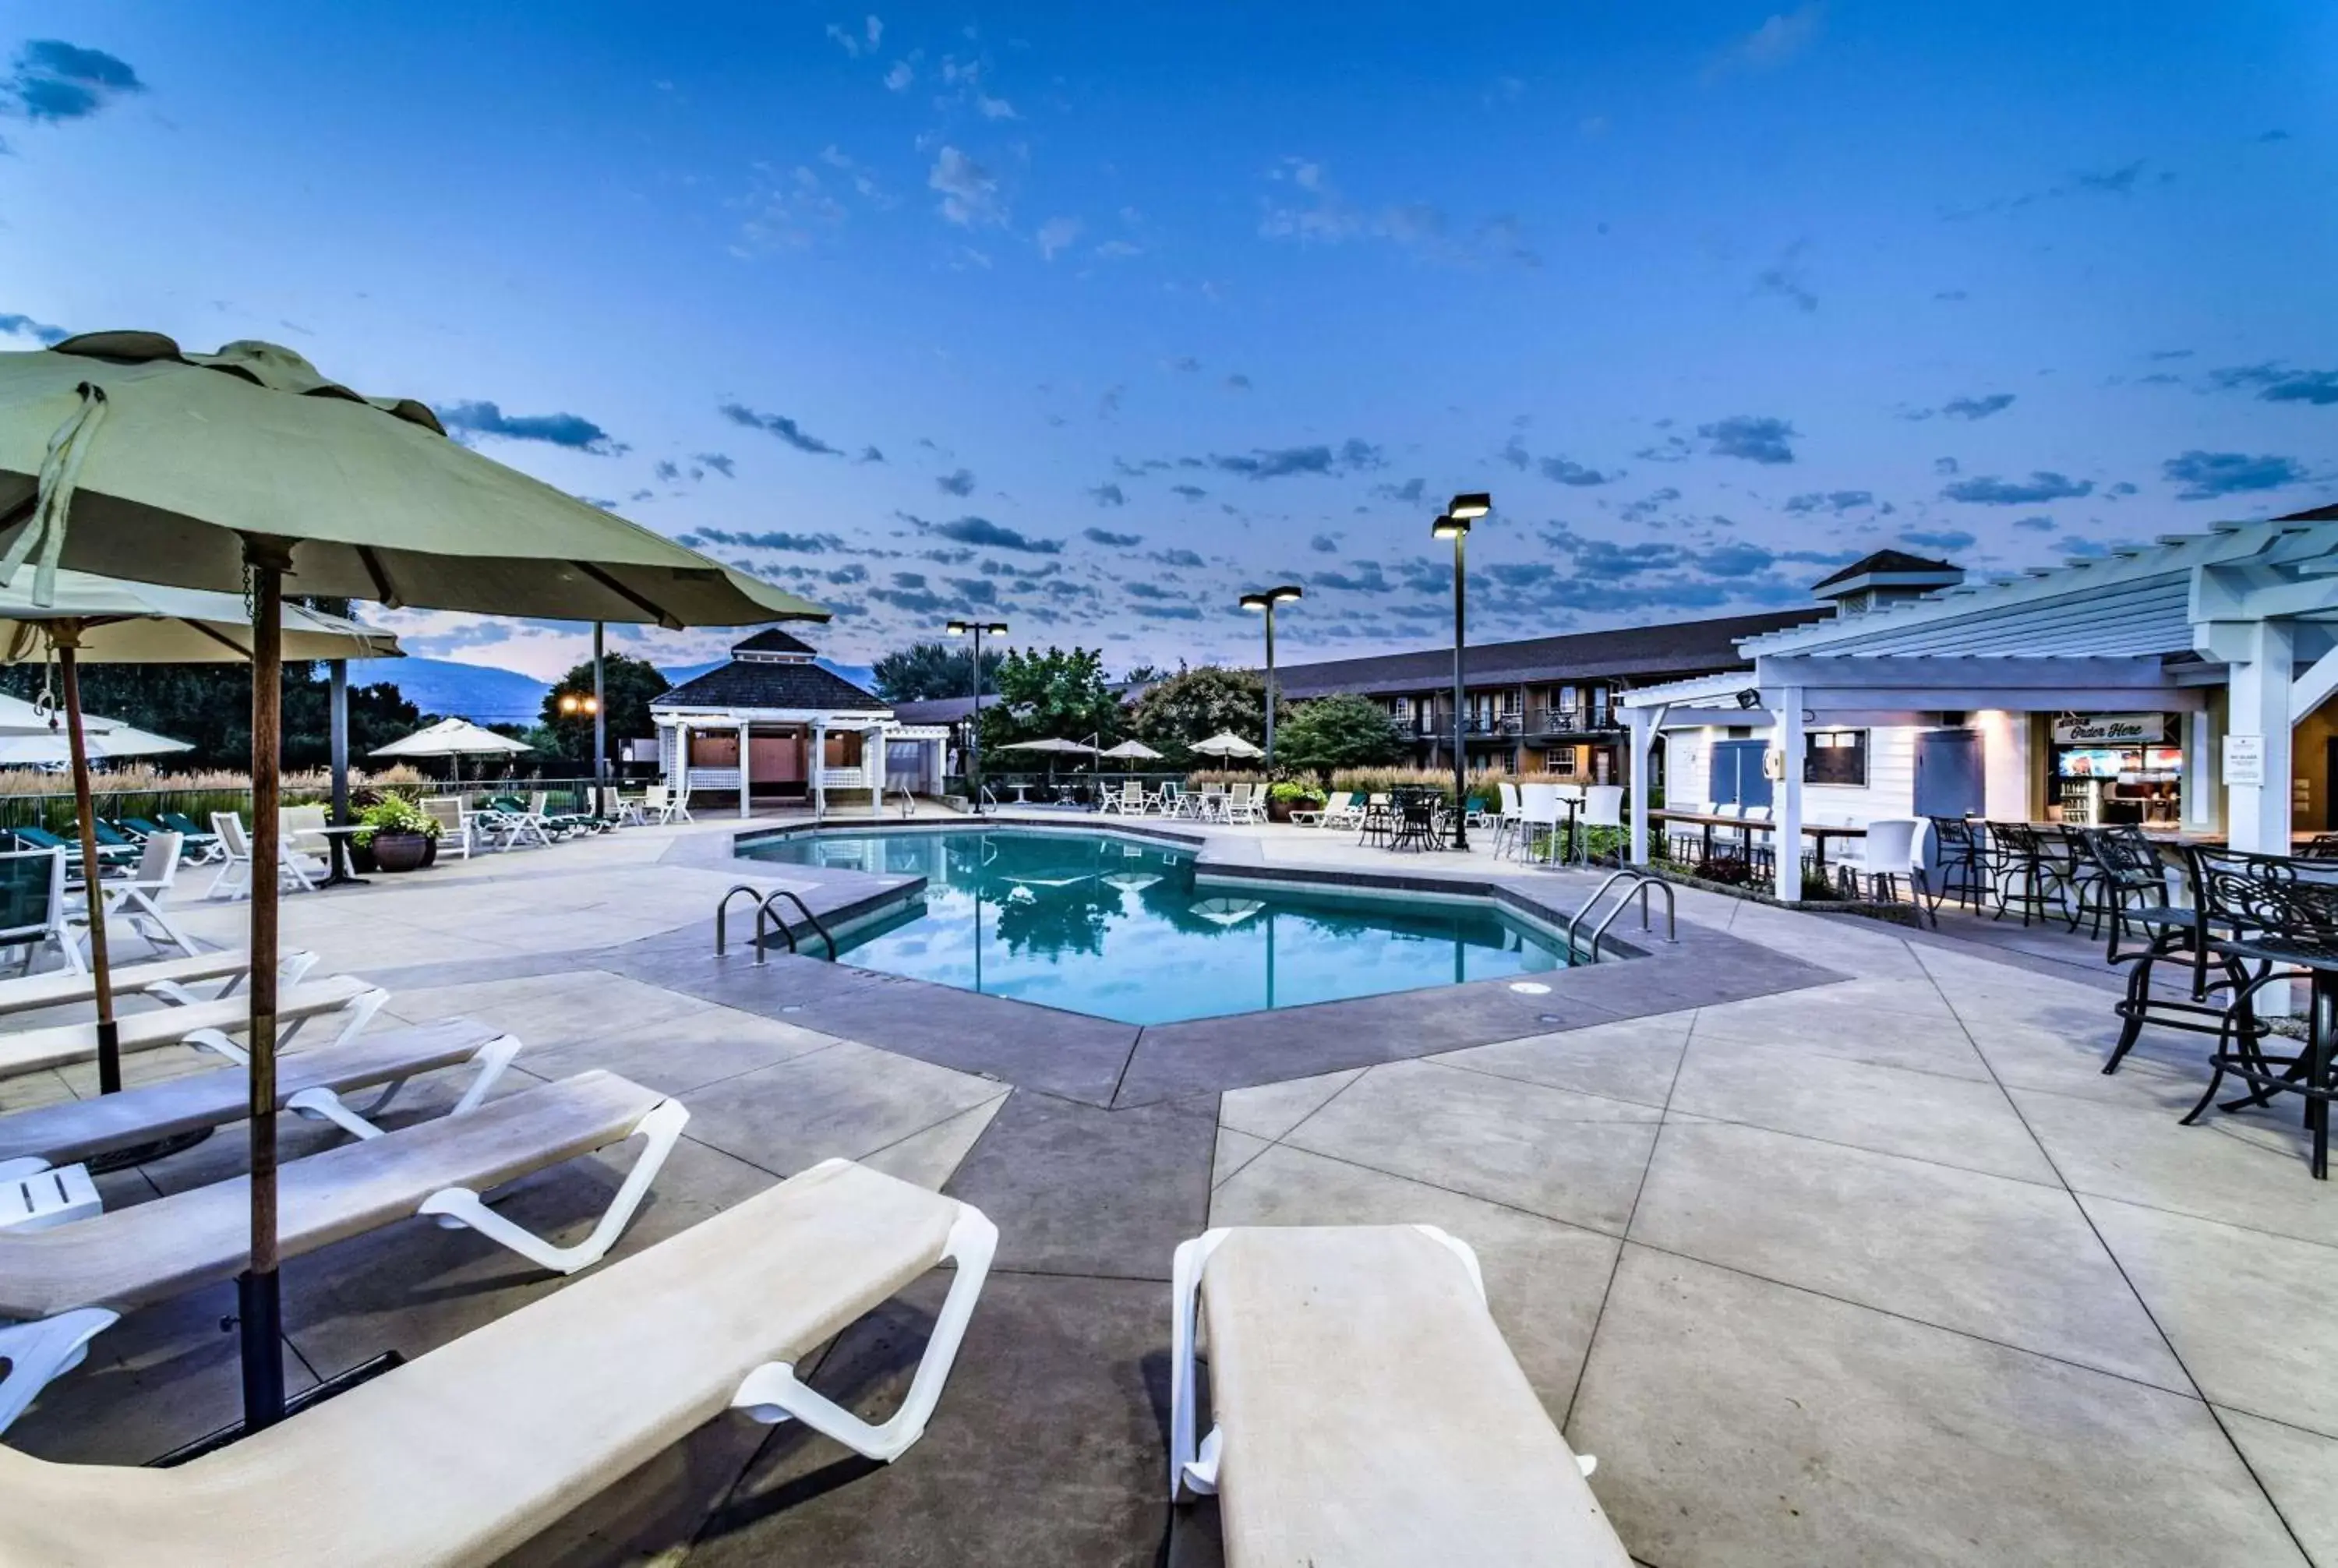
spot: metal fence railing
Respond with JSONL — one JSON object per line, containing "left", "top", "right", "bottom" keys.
{"left": 0, "top": 775, "right": 614, "bottom": 835}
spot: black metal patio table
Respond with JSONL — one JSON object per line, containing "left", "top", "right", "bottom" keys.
{"left": 2176, "top": 848, "right": 2338, "bottom": 1178}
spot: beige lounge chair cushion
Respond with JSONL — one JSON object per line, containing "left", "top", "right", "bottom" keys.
{"left": 0, "top": 948, "right": 258, "bottom": 1019}
{"left": 0, "top": 1018, "right": 505, "bottom": 1168}
{"left": 1201, "top": 1225, "right": 1632, "bottom": 1568}
{"left": 0, "top": 1068, "right": 662, "bottom": 1318}
{"left": 0, "top": 1158, "right": 963, "bottom": 1568}
{"left": 0, "top": 974, "right": 373, "bottom": 1079}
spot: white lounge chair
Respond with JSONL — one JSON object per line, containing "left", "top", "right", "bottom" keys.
{"left": 1287, "top": 790, "right": 1340, "bottom": 828}
{"left": 1171, "top": 1225, "right": 1631, "bottom": 1567}
{"left": 0, "top": 947, "right": 319, "bottom": 1019}
{"left": 207, "top": 813, "right": 316, "bottom": 899}
{"left": 0, "top": 1068, "right": 687, "bottom": 1432}
{"left": 0, "top": 1017, "right": 521, "bottom": 1178}
{"left": 0, "top": 1157, "right": 994, "bottom": 1557}
{"left": 645, "top": 783, "right": 691, "bottom": 825}
{"left": 0, "top": 973, "right": 387, "bottom": 1082}
{"left": 1321, "top": 791, "right": 1366, "bottom": 832}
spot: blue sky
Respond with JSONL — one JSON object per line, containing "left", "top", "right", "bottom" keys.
{"left": 2, "top": 2, "right": 2334, "bottom": 679}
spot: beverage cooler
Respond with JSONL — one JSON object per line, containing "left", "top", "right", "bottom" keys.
{"left": 2049, "top": 715, "right": 2181, "bottom": 827}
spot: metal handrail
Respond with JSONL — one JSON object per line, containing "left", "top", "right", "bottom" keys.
{"left": 758, "top": 888, "right": 838, "bottom": 959}
{"left": 1560, "top": 869, "right": 1676, "bottom": 962}
{"left": 750, "top": 895, "right": 798, "bottom": 963}
{"left": 1588, "top": 875, "right": 1675, "bottom": 955}
{"left": 714, "top": 884, "right": 765, "bottom": 958}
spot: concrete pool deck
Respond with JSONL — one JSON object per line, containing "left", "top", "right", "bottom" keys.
{"left": 7, "top": 808, "right": 2335, "bottom": 1565}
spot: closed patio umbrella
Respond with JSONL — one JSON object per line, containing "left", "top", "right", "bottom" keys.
{"left": 0, "top": 330, "right": 828, "bottom": 1432}
{"left": 0, "top": 569, "right": 397, "bottom": 1096}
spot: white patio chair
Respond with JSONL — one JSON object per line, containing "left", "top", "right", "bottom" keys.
{"left": 1169, "top": 1226, "right": 1630, "bottom": 1565}
{"left": 204, "top": 811, "right": 253, "bottom": 901}
{"left": 1581, "top": 785, "right": 1624, "bottom": 864}
{"left": 645, "top": 782, "right": 691, "bottom": 825}
{"left": 420, "top": 796, "right": 474, "bottom": 860}
{"left": 1322, "top": 790, "right": 1365, "bottom": 831}
{"left": 276, "top": 804, "right": 330, "bottom": 891}
{"left": 74, "top": 830, "right": 193, "bottom": 959}
{"left": 1517, "top": 783, "right": 1563, "bottom": 864}
{"left": 1493, "top": 781, "right": 1524, "bottom": 858}
{"left": 1222, "top": 782, "right": 1261, "bottom": 824}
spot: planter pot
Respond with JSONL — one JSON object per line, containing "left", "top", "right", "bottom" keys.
{"left": 370, "top": 831, "right": 430, "bottom": 874}
{"left": 421, "top": 835, "right": 439, "bottom": 868}
{"left": 1266, "top": 800, "right": 1295, "bottom": 824}
{"left": 349, "top": 839, "right": 377, "bottom": 874}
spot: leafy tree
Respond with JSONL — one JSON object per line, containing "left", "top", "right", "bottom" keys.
{"left": 975, "top": 645, "right": 1120, "bottom": 751}
{"left": 0, "top": 659, "right": 421, "bottom": 771}
{"left": 1120, "top": 661, "right": 1173, "bottom": 687}
{"left": 1273, "top": 694, "right": 1406, "bottom": 779}
{"left": 871, "top": 640, "right": 1004, "bottom": 702}
{"left": 1128, "top": 666, "right": 1265, "bottom": 761}
{"left": 538, "top": 652, "right": 670, "bottom": 769}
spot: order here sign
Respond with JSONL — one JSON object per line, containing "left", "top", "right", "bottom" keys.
{"left": 2050, "top": 714, "right": 2168, "bottom": 745}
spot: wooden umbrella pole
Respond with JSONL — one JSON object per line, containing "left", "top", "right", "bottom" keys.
{"left": 55, "top": 627, "right": 120, "bottom": 1094}
{"left": 239, "top": 541, "right": 290, "bottom": 1429}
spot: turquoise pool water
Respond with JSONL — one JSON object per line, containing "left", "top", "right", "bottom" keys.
{"left": 738, "top": 828, "right": 1570, "bottom": 1026}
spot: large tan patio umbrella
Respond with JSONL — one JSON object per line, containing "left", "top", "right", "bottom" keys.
{"left": 0, "top": 569, "right": 398, "bottom": 1096}
{"left": 0, "top": 331, "right": 827, "bottom": 1432}
{"left": 1188, "top": 730, "right": 1265, "bottom": 760}
{"left": 369, "top": 714, "right": 531, "bottom": 786}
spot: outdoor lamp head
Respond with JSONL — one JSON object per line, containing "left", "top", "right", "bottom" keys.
{"left": 1268, "top": 584, "right": 1303, "bottom": 603}
{"left": 1239, "top": 592, "right": 1270, "bottom": 613}
{"left": 1447, "top": 492, "right": 1492, "bottom": 521}
{"left": 1736, "top": 688, "right": 1763, "bottom": 710}
{"left": 945, "top": 620, "right": 969, "bottom": 636}
{"left": 1431, "top": 514, "right": 1469, "bottom": 539}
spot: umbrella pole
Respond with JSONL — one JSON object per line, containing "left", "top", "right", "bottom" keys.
{"left": 55, "top": 629, "right": 120, "bottom": 1094}
{"left": 239, "top": 544, "right": 289, "bottom": 1429}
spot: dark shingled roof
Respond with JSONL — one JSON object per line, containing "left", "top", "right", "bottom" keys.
{"left": 732, "top": 627, "right": 819, "bottom": 657}
{"left": 1272, "top": 608, "right": 1828, "bottom": 701}
{"left": 655, "top": 659, "right": 886, "bottom": 713}
{"left": 2277, "top": 503, "right": 2338, "bottom": 523}
{"left": 1810, "top": 549, "right": 1958, "bottom": 593}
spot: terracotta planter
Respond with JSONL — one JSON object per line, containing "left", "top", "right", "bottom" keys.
{"left": 370, "top": 831, "right": 430, "bottom": 874}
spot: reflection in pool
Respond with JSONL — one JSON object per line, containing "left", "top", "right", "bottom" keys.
{"left": 739, "top": 828, "right": 1570, "bottom": 1026}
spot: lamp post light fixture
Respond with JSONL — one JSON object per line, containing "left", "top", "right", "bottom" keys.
{"left": 946, "top": 618, "right": 1008, "bottom": 812}
{"left": 557, "top": 692, "right": 600, "bottom": 716}
{"left": 1239, "top": 584, "right": 1304, "bottom": 765}
{"left": 1433, "top": 493, "right": 1490, "bottom": 850}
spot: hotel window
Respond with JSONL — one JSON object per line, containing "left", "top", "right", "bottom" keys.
{"left": 1391, "top": 697, "right": 1411, "bottom": 721}
{"left": 1804, "top": 729, "right": 1869, "bottom": 787}
{"left": 1550, "top": 747, "right": 1577, "bottom": 776}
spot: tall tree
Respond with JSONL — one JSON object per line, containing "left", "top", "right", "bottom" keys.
{"left": 976, "top": 645, "right": 1121, "bottom": 750}
{"left": 538, "top": 652, "right": 670, "bottom": 769}
{"left": 1128, "top": 666, "right": 1266, "bottom": 760}
{"left": 872, "top": 640, "right": 1004, "bottom": 702}
{"left": 1273, "top": 694, "right": 1406, "bottom": 778}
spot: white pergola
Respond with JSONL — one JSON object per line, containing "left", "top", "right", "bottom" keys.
{"left": 652, "top": 703, "right": 895, "bottom": 821}
{"left": 1621, "top": 511, "right": 2338, "bottom": 901}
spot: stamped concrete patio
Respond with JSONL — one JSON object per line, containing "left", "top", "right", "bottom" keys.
{"left": 8, "top": 810, "right": 2336, "bottom": 1565}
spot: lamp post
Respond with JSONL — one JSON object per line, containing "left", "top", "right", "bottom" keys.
{"left": 1434, "top": 493, "right": 1491, "bottom": 850}
{"left": 559, "top": 683, "right": 600, "bottom": 810}
{"left": 1239, "top": 584, "right": 1303, "bottom": 766}
{"left": 592, "top": 620, "right": 606, "bottom": 815}
{"left": 946, "top": 619, "right": 1008, "bottom": 813}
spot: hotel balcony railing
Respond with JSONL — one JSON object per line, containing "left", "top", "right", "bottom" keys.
{"left": 1402, "top": 714, "right": 1524, "bottom": 739}
{"left": 1530, "top": 705, "right": 1619, "bottom": 735}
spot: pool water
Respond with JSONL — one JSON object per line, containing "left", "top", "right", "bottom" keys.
{"left": 739, "top": 828, "right": 1570, "bottom": 1026}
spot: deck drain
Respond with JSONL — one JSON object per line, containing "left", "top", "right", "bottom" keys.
{"left": 779, "top": 1005, "right": 806, "bottom": 1014}
{"left": 1538, "top": 1014, "right": 1564, "bottom": 1024}
{"left": 1507, "top": 981, "right": 1552, "bottom": 995}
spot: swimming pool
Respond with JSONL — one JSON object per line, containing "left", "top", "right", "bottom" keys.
{"left": 738, "top": 828, "right": 1571, "bottom": 1026}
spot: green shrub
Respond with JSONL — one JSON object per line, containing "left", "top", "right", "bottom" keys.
{"left": 355, "top": 794, "right": 437, "bottom": 846}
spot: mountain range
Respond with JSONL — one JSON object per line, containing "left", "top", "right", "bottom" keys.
{"left": 347, "top": 656, "right": 878, "bottom": 729}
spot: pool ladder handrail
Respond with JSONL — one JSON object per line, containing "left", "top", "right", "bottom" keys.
{"left": 1562, "top": 870, "right": 1676, "bottom": 962}
{"left": 757, "top": 888, "right": 838, "bottom": 962}
{"left": 713, "top": 884, "right": 840, "bottom": 962}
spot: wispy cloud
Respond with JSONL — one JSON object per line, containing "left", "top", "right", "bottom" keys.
{"left": 1086, "top": 482, "right": 1127, "bottom": 507}
{"left": 720, "top": 402, "right": 844, "bottom": 456}
{"left": 0, "top": 311, "right": 68, "bottom": 345}
{"left": 1037, "top": 216, "right": 1082, "bottom": 260}
{"left": 1708, "top": 4, "right": 1824, "bottom": 77}
{"left": 1210, "top": 438, "right": 1383, "bottom": 480}
{"left": 914, "top": 514, "right": 1063, "bottom": 554}
{"left": 2161, "top": 450, "right": 2306, "bottom": 501}
{"left": 1083, "top": 527, "right": 1142, "bottom": 547}
{"left": 5, "top": 40, "right": 143, "bottom": 123}
{"left": 1698, "top": 415, "right": 1797, "bottom": 464}
{"left": 936, "top": 468, "right": 977, "bottom": 496}
{"left": 1783, "top": 490, "right": 1879, "bottom": 516}
{"left": 1898, "top": 528, "right": 1975, "bottom": 552}
{"left": 825, "top": 16, "right": 883, "bottom": 58}
{"left": 1941, "top": 470, "right": 2093, "bottom": 504}
{"left": 929, "top": 146, "right": 1004, "bottom": 228}
{"left": 438, "top": 400, "right": 626, "bottom": 454}
{"left": 1257, "top": 160, "right": 1537, "bottom": 267}
{"left": 2209, "top": 362, "right": 2338, "bottom": 407}
{"left": 682, "top": 528, "right": 847, "bottom": 553}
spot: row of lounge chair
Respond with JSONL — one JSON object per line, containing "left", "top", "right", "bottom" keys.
{"left": 0, "top": 939, "right": 1630, "bottom": 1563}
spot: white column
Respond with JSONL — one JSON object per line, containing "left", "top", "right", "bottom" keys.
{"left": 813, "top": 722, "right": 828, "bottom": 821}
{"left": 1771, "top": 686, "right": 1806, "bottom": 902}
{"left": 672, "top": 720, "right": 690, "bottom": 809}
{"left": 737, "top": 719, "right": 751, "bottom": 820}
{"left": 2226, "top": 620, "right": 2296, "bottom": 854}
{"left": 2185, "top": 708, "right": 2214, "bottom": 828}
{"left": 867, "top": 724, "right": 886, "bottom": 819}
{"left": 1626, "top": 705, "right": 1669, "bottom": 865}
